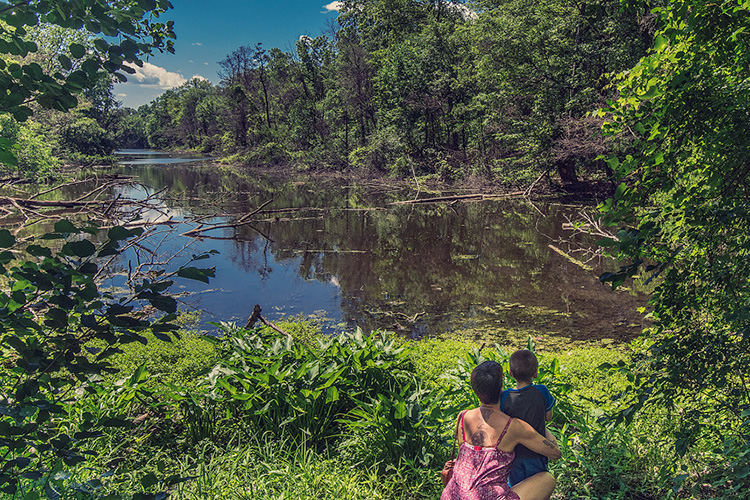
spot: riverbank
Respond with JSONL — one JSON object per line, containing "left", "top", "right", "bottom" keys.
{"left": 52, "top": 321, "right": 720, "bottom": 499}
{"left": 210, "top": 152, "right": 619, "bottom": 205}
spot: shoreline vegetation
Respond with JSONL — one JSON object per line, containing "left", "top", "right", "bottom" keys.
{"left": 2, "top": 0, "right": 750, "bottom": 498}
{"left": 47, "top": 319, "right": 721, "bottom": 500}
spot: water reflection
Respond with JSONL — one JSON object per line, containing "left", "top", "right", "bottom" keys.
{"left": 91, "top": 152, "right": 648, "bottom": 341}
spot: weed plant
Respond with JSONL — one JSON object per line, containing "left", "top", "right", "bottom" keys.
{"left": 36, "top": 320, "right": 734, "bottom": 499}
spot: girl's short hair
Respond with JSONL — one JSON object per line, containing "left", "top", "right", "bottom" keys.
{"left": 470, "top": 360, "right": 504, "bottom": 404}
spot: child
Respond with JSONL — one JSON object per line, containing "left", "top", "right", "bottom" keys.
{"left": 499, "top": 349, "right": 557, "bottom": 487}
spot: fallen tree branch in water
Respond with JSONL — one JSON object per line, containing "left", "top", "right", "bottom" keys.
{"left": 180, "top": 199, "right": 273, "bottom": 238}
{"left": 244, "top": 303, "right": 290, "bottom": 337}
{"left": 548, "top": 244, "right": 593, "bottom": 271}
{"left": 389, "top": 192, "right": 524, "bottom": 205}
{"left": 0, "top": 197, "right": 109, "bottom": 208}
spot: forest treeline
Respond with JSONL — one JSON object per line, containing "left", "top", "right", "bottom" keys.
{"left": 3, "top": 0, "right": 750, "bottom": 498}
{"left": 130, "top": 0, "right": 654, "bottom": 187}
{"left": 4, "top": 0, "right": 655, "bottom": 188}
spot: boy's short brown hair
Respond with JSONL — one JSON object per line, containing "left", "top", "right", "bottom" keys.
{"left": 509, "top": 349, "right": 538, "bottom": 383}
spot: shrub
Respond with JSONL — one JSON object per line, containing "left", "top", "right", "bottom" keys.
{"left": 201, "top": 326, "right": 421, "bottom": 446}
{"left": 59, "top": 117, "right": 115, "bottom": 157}
{"left": 0, "top": 116, "right": 60, "bottom": 177}
{"left": 347, "top": 126, "right": 405, "bottom": 172}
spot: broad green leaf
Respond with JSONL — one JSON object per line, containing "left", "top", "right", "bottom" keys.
{"left": 53, "top": 220, "right": 78, "bottom": 234}
{"left": 177, "top": 266, "right": 215, "bottom": 283}
{"left": 654, "top": 34, "right": 668, "bottom": 52}
{"left": 69, "top": 43, "right": 86, "bottom": 59}
{"left": 0, "top": 229, "right": 14, "bottom": 248}
{"left": 62, "top": 240, "right": 96, "bottom": 258}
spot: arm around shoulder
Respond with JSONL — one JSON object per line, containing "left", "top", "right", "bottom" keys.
{"left": 510, "top": 418, "right": 561, "bottom": 460}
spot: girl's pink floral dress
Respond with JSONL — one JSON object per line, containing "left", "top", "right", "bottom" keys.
{"left": 441, "top": 413, "right": 520, "bottom": 500}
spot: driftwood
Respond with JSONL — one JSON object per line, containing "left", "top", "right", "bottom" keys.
{"left": 180, "top": 199, "right": 273, "bottom": 238}
{"left": 0, "top": 176, "right": 156, "bottom": 230}
{"left": 388, "top": 191, "right": 524, "bottom": 205}
{"left": 548, "top": 244, "right": 593, "bottom": 271}
{"left": 244, "top": 304, "right": 290, "bottom": 336}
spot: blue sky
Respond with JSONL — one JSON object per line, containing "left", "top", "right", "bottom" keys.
{"left": 115, "top": 1, "right": 342, "bottom": 108}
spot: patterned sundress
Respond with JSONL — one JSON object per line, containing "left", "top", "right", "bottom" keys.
{"left": 440, "top": 412, "right": 521, "bottom": 500}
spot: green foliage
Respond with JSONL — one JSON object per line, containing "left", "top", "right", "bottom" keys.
{"left": 107, "top": 329, "right": 220, "bottom": 389}
{"left": 202, "top": 325, "right": 425, "bottom": 447}
{"left": 0, "top": 220, "right": 215, "bottom": 498}
{"left": 0, "top": 0, "right": 175, "bottom": 121}
{"left": 599, "top": 0, "right": 750, "bottom": 494}
{"left": 0, "top": 0, "right": 176, "bottom": 167}
{"left": 120, "top": 0, "right": 650, "bottom": 189}
{"left": 111, "top": 109, "right": 148, "bottom": 149}
{"left": 59, "top": 116, "right": 114, "bottom": 157}
{"left": 408, "top": 337, "right": 473, "bottom": 384}
{"left": 162, "top": 437, "right": 442, "bottom": 500}
{"left": 0, "top": 115, "right": 60, "bottom": 177}
{"left": 5, "top": 310, "right": 715, "bottom": 500}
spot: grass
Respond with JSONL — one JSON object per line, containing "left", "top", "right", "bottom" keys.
{"left": 56, "top": 317, "right": 734, "bottom": 500}
{"left": 165, "top": 438, "right": 442, "bottom": 500}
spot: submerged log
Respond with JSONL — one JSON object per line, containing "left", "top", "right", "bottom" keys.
{"left": 548, "top": 244, "right": 593, "bottom": 271}
{"left": 0, "top": 197, "right": 109, "bottom": 208}
{"left": 388, "top": 191, "right": 524, "bottom": 205}
{"left": 244, "top": 303, "right": 290, "bottom": 337}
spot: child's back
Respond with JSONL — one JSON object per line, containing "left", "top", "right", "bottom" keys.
{"left": 500, "top": 350, "right": 556, "bottom": 486}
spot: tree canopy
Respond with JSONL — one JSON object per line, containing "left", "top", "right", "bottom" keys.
{"left": 0, "top": 0, "right": 175, "bottom": 164}
{"left": 600, "top": 0, "right": 750, "bottom": 494}
{"left": 114, "top": 0, "right": 651, "bottom": 188}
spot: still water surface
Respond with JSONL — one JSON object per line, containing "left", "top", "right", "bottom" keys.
{"left": 75, "top": 151, "right": 648, "bottom": 341}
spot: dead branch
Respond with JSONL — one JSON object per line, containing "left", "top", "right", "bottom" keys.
{"left": 389, "top": 192, "right": 524, "bottom": 205}
{"left": 548, "top": 244, "right": 593, "bottom": 271}
{"left": 289, "top": 249, "right": 367, "bottom": 254}
{"left": 244, "top": 304, "right": 290, "bottom": 336}
{"left": 180, "top": 200, "right": 274, "bottom": 238}
{"left": 525, "top": 169, "right": 551, "bottom": 197}
{"left": 0, "top": 197, "right": 110, "bottom": 208}
{"left": 73, "top": 181, "right": 119, "bottom": 203}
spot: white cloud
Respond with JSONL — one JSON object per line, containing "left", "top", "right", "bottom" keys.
{"left": 190, "top": 74, "right": 208, "bottom": 81}
{"left": 298, "top": 35, "right": 313, "bottom": 45}
{"left": 323, "top": 2, "right": 342, "bottom": 12}
{"left": 192, "top": 42, "right": 202, "bottom": 46}
{"left": 124, "top": 62, "right": 187, "bottom": 89}
{"left": 449, "top": 2, "right": 477, "bottom": 21}
{"left": 117, "top": 93, "right": 127, "bottom": 97}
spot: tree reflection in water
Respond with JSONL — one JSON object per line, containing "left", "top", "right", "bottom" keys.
{"left": 70, "top": 153, "right": 650, "bottom": 342}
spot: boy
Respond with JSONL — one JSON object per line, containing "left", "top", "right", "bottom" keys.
{"left": 499, "top": 349, "right": 556, "bottom": 486}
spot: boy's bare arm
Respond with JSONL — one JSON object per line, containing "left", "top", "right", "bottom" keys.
{"left": 545, "top": 409, "right": 553, "bottom": 422}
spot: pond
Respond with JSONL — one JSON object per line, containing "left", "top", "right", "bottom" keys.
{"left": 68, "top": 150, "right": 650, "bottom": 343}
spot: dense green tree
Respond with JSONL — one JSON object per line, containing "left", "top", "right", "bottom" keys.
{"left": 122, "top": 0, "right": 651, "bottom": 187}
{"left": 111, "top": 107, "right": 148, "bottom": 148}
{"left": 335, "top": 35, "right": 376, "bottom": 149}
{"left": 600, "top": 0, "right": 750, "bottom": 494}
{"left": 465, "top": 0, "right": 651, "bottom": 184}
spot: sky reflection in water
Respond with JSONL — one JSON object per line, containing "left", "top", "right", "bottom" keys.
{"left": 100, "top": 151, "right": 649, "bottom": 342}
